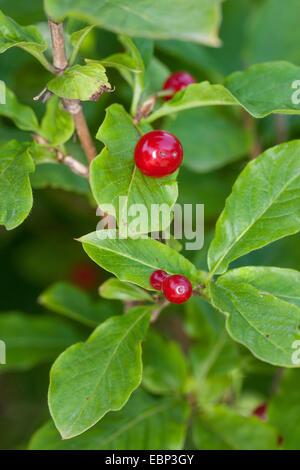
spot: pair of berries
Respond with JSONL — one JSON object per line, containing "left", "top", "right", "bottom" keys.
{"left": 150, "top": 270, "right": 192, "bottom": 304}
{"left": 134, "top": 71, "right": 195, "bottom": 179}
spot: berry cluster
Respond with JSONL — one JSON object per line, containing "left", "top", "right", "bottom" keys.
{"left": 134, "top": 72, "right": 195, "bottom": 179}
{"left": 150, "top": 270, "right": 192, "bottom": 304}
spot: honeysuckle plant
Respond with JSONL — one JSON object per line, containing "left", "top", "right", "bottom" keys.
{"left": 1, "top": 0, "right": 300, "bottom": 451}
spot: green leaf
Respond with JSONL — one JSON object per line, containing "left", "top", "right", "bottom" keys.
{"left": 142, "top": 330, "right": 188, "bottom": 395}
{"left": 184, "top": 296, "right": 224, "bottom": 342}
{"left": 49, "top": 305, "right": 153, "bottom": 439}
{"left": 186, "top": 298, "right": 240, "bottom": 406}
{"left": 208, "top": 140, "right": 300, "bottom": 275}
{"left": 132, "top": 38, "right": 154, "bottom": 70}
{"left": 40, "top": 95, "right": 75, "bottom": 145}
{"left": 210, "top": 268, "right": 300, "bottom": 367}
{"left": 193, "top": 405, "right": 278, "bottom": 450}
{"left": 29, "top": 389, "right": 189, "bottom": 450}
{"left": 69, "top": 25, "right": 94, "bottom": 65}
{"left": 47, "top": 63, "right": 111, "bottom": 101}
{"left": 0, "top": 87, "right": 39, "bottom": 132}
{"left": 99, "top": 278, "right": 153, "bottom": 302}
{"left": 86, "top": 55, "right": 142, "bottom": 74}
{"left": 39, "top": 282, "right": 121, "bottom": 328}
{"left": 166, "top": 108, "right": 252, "bottom": 173}
{"left": 220, "top": 266, "right": 300, "bottom": 310}
{"left": 0, "top": 10, "right": 51, "bottom": 71}
{"left": 144, "top": 57, "right": 170, "bottom": 97}
{"left": 79, "top": 230, "right": 199, "bottom": 290}
{"left": 91, "top": 104, "right": 178, "bottom": 234}
{"left": 44, "top": 0, "right": 223, "bottom": 46}
{"left": 0, "top": 140, "right": 34, "bottom": 230}
{"left": 30, "top": 162, "right": 90, "bottom": 196}
{"left": 147, "top": 82, "right": 237, "bottom": 123}
{"left": 269, "top": 370, "right": 300, "bottom": 450}
{"left": 225, "top": 61, "right": 300, "bottom": 118}
{"left": 0, "top": 311, "right": 84, "bottom": 371}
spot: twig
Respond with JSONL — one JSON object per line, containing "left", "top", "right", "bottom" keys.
{"left": 150, "top": 299, "right": 169, "bottom": 323}
{"left": 32, "top": 134, "right": 89, "bottom": 178}
{"left": 47, "top": 18, "right": 98, "bottom": 163}
{"left": 57, "top": 152, "right": 89, "bottom": 178}
{"left": 133, "top": 90, "right": 173, "bottom": 124}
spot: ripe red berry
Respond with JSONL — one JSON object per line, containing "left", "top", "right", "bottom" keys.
{"left": 69, "top": 261, "right": 100, "bottom": 290}
{"left": 150, "top": 270, "right": 168, "bottom": 290}
{"left": 163, "top": 71, "right": 196, "bottom": 101}
{"left": 252, "top": 403, "right": 267, "bottom": 421}
{"left": 162, "top": 274, "right": 192, "bottom": 304}
{"left": 134, "top": 130, "right": 183, "bottom": 178}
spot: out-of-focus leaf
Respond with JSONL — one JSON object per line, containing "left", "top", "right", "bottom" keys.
{"left": 193, "top": 405, "right": 278, "bottom": 450}
{"left": 0, "top": 10, "right": 51, "bottom": 70}
{"left": 39, "top": 282, "right": 121, "bottom": 328}
{"left": 69, "top": 25, "right": 94, "bottom": 65}
{"left": 86, "top": 55, "right": 141, "bottom": 74}
{"left": 185, "top": 297, "right": 240, "bottom": 406}
{"left": 30, "top": 162, "right": 90, "bottom": 195}
{"left": 44, "top": 0, "right": 223, "bottom": 46}
{"left": 246, "top": 0, "right": 300, "bottom": 65}
{"left": 269, "top": 370, "right": 300, "bottom": 450}
{"left": 142, "top": 330, "right": 188, "bottom": 395}
{"left": 208, "top": 140, "right": 300, "bottom": 275}
{"left": 0, "top": 311, "right": 84, "bottom": 371}
{"left": 166, "top": 107, "right": 251, "bottom": 173}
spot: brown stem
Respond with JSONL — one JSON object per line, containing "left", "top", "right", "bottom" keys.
{"left": 242, "top": 109, "right": 261, "bottom": 159}
{"left": 48, "top": 20, "right": 68, "bottom": 72}
{"left": 69, "top": 102, "right": 98, "bottom": 162}
{"left": 32, "top": 134, "right": 89, "bottom": 178}
{"left": 47, "top": 18, "right": 97, "bottom": 163}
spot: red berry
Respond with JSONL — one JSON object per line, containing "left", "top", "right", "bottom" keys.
{"left": 277, "top": 435, "right": 284, "bottom": 447}
{"left": 150, "top": 270, "right": 168, "bottom": 290}
{"left": 163, "top": 71, "right": 196, "bottom": 101}
{"left": 162, "top": 274, "right": 192, "bottom": 304}
{"left": 69, "top": 261, "right": 100, "bottom": 290}
{"left": 134, "top": 130, "right": 183, "bottom": 178}
{"left": 252, "top": 403, "right": 267, "bottom": 421}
